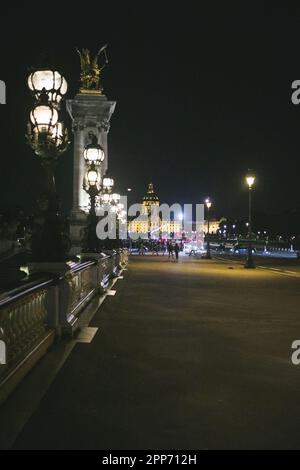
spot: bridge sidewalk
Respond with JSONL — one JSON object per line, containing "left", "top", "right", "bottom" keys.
{"left": 0, "top": 256, "right": 300, "bottom": 449}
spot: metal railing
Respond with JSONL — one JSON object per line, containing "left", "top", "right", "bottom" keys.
{"left": 0, "top": 248, "right": 128, "bottom": 394}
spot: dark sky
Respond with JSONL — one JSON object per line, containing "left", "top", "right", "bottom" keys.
{"left": 0, "top": 4, "right": 300, "bottom": 218}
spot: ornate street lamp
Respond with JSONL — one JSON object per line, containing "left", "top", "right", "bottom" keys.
{"left": 26, "top": 71, "right": 69, "bottom": 262}
{"left": 101, "top": 192, "right": 111, "bottom": 205}
{"left": 111, "top": 193, "right": 121, "bottom": 203}
{"left": 82, "top": 163, "right": 101, "bottom": 252}
{"left": 82, "top": 131, "right": 124, "bottom": 252}
{"left": 84, "top": 142, "right": 105, "bottom": 165}
{"left": 205, "top": 197, "right": 212, "bottom": 259}
{"left": 102, "top": 176, "right": 114, "bottom": 191}
{"left": 28, "top": 69, "right": 68, "bottom": 107}
{"left": 245, "top": 170, "right": 256, "bottom": 269}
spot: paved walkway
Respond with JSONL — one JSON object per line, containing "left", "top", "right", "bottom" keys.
{"left": 1, "top": 256, "right": 300, "bottom": 449}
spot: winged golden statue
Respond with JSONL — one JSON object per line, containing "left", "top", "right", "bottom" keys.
{"left": 76, "top": 45, "right": 108, "bottom": 94}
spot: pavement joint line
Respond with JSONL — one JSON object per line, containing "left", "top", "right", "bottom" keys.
{"left": 257, "top": 266, "right": 299, "bottom": 278}
{"left": 277, "top": 272, "right": 298, "bottom": 277}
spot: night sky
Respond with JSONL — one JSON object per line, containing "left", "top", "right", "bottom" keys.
{"left": 0, "top": 4, "right": 300, "bottom": 219}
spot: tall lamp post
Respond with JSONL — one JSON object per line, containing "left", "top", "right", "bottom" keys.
{"left": 101, "top": 177, "right": 123, "bottom": 248}
{"left": 83, "top": 163, "right": 101, "bottom": 253}
{"left": 245, "top": 171, "right": 256, "bottom": 269}
{"left": 83, "top": 140, "right": 122, "bottom": 252}
{"left": 26, "top": 69, "right": 69, "bottom": 262}
{"left": 205, "top": 197, "right": 212, "bottom": 259}
{"left": 82, "top": 140, "right": 104, "bottom": 252}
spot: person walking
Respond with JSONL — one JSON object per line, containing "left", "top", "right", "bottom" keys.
{"left": 167, "top": 241, "right": 170, "bottom": 257}
{"left": 167, "top": 241, "right": 172, "bottom": 259}
{"left": 139, "top": 240, "right": 145, "bottom": 256}
{"left": 174, "top": 242, "right": 180, "bottom": 261}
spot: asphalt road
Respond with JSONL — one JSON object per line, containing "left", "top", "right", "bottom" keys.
{"left": 1, "top": 255, "right": 300, "bottom": 449}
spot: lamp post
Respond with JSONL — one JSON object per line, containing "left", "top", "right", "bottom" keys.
{"left": 205, "top": 198, "right": 212, "bottom": 259}
{"left": 82, "top": 163, "right": 102, "bottom": 252}
{"left": 101, "top": 176, "right": 122, "bottom": 247}
{"left": 26, "top": 69, "right": 69, "bottom": 262}
{"left": 83, "top": 138, "right": 123, "bottom": 251}
{"left": 82, "top": 137, "right": 104, "bottom": 252}
{"left": 244, "top": 171, "right": 256, "bottom": 269}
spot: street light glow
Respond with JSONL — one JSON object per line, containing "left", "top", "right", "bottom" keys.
{"left": 28, "top": 70, "right": 68, "bottom": 105}
{"left": 84, "top": 143, "right": 105, "bottom": 165}
{"left": 87, "top": 168, "right": 99, "bottom": 186}
{"left": 30, "top": 105, "right": 58, "bottom": 129}
{"left": 103, "top": 177, "right": 114, "bottom": 189}
{"left": 205, "top": 198, "right": 212, "bottom": 209}
{"left": 246, "top": 173, "right": 255, "bottom": 188}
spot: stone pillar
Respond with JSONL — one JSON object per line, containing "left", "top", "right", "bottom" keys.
{"left": 66, "top": 94, "right": 116, "bottom": 251}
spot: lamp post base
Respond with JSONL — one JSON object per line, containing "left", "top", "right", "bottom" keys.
{"left": 205, "top": 252, "right": 212, "bottom": 259}
{"left": 244, "top": 243, "right": 256, "bottom": 269}
{"left": 244, "top": 261, "right": 256, "bottom": 269}
{"left": 244, "top": 253, "right": 256, "bottom": 269}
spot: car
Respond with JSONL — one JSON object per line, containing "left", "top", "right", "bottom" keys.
{"left": 232, "top": 244, "right": 256, "bottom": 254}
{"left": 183, "top": 244, "right": 205, "bottom": 255}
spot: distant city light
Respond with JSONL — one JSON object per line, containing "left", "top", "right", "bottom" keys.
{"left": 246, "top": 172, "right": 256, "bottom": 189}
{"left": 205, "top": 198, "right": 212, "bottom": 209}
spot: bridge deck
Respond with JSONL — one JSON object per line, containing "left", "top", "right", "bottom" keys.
{"left": 0, "top": 255, "right": 300, "bottom": 449}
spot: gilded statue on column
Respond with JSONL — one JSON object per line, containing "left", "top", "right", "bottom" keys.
{"left": 76, "top": 45, "right": 108, "bottom": 95}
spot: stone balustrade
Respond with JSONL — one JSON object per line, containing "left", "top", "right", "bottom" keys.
{"left": 0, "top": 248, "right": 128, "bottom": 402}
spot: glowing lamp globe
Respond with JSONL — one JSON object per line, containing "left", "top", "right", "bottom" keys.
{"left": 103, "top": 177, "right": 114, "bottom": 190}
{"left": 84, "top": 143, "right": 105, "bottom": 165}
{"left": 30, "top": 105, "right": 58, "bottom": 132}
{"left": 102, "top": 193, "right": 110, "bottom": 204}
{"left": 246, "top": 174, "right": 255, "bottom": 188}
{"left": 28, "top": 70, "right": 68, "bottom": 104}
{"left": 111, "top": 193, "right": 120, "bottom": 203}
{"left": 205, "top": 198, "right": 212, "bottom": 209}
{"left": 87, "top": 169, "right": 99, "bottom": 186}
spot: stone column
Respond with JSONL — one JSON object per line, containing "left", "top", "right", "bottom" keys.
{"left": 66, "top": 94, "right": 116, "bottom": 251}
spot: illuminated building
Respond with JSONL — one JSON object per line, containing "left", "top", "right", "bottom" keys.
{"left": 128, "top": 182, "right": 225, "bottom": 239}
{"left": 142, "top": 182, "right": 159, "bottom": 213}
{"left": 128, "top": 182, "right": 183, "bottom": 239}
{"left": 204, "top": 218, "right": 224, "bottom": 234}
